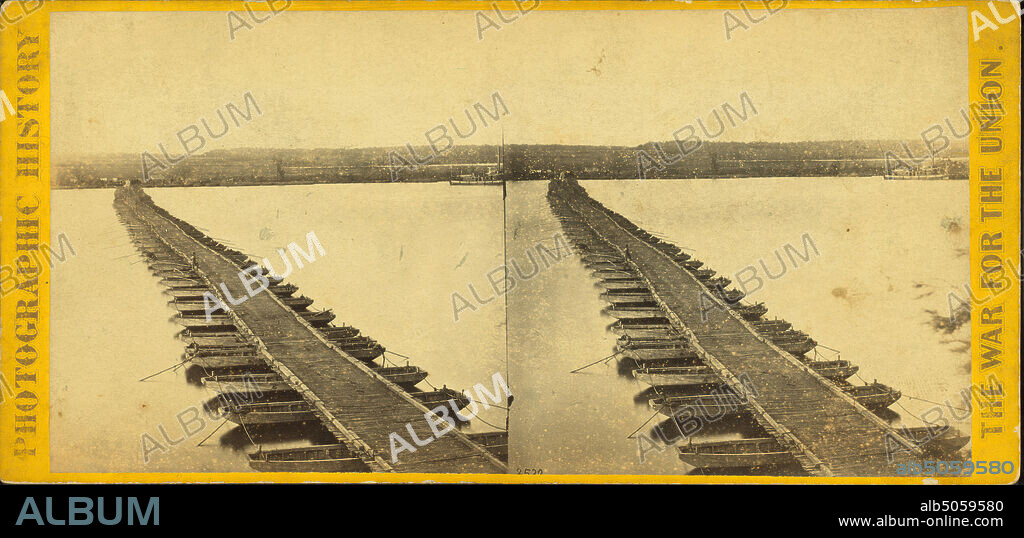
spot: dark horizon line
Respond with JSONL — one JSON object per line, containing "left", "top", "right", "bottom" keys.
{"left": 54, "top": 137, "right": 968, "bottom": 160}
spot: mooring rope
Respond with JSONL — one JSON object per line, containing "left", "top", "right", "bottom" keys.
{"left": 139, "top": 357, "right": 193, "bottom": 382}
{"left": 853, "top": 370, "right": 969, "bottom": 419}
{"left": 570, "top": 351, "right": 620, "bottom": 373}
{"left": 894, "top": 400, "right": 941, "bottom": 426}
{"left": 385, "top": 349, "right": 411, "bottom": 360}
{"left": 902, "top": 395, "right": 970, "bottom": 413}
{"left": 627, "top": 410, "right": 663, "bottom": 439}
{"left": 470, "top": 414, "right": 508, "bottom": 431}
{"left": 465, "top": 398, "right": 510, "bottom": 411}
{"left": 238, "top": 415, "right": 259, "bottom": 448}
{"left": 816, "top": 343, "right": 842, "bottom": 354}
{"left": 196, "top": 418, "right": 229, "bottom": 447}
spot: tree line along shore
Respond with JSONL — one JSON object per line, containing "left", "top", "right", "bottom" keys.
{"left": 54, "top": 139, "right": 969, "bottom": 188}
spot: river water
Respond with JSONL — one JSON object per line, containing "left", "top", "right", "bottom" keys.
{"left": 506, "top": 178, "right": 971, "bottom": 475}
{"left": 50, "top": 183, "right": 505, "bottom": 473}
{"left": 50, "top": 178, "right": 970, "bottom": 475}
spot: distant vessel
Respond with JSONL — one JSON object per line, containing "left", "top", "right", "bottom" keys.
{"left": 884, "top": 165, "right": 948, "bottom": 180}
{"left": 450, "top": 130, "right": 507, "bottom": 186}
{"left": 449, "top": 171, "right": 505, "bottom": 186}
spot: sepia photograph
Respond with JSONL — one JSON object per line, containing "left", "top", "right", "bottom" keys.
{"left": 0, "top": 0, "right": 1018, "bottom": 497}
{"left": 505, "top": 8, "right": 976, "bottom": 477}
{"left": 48, "top": 8, "right": 518, "bottom": 475}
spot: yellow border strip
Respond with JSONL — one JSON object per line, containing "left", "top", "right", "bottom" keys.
{"left": 967, "top": 0, "right": 1021, "bottom": 485}
{"left": 1, "top": 0, "right": 1019, "bottom": 485}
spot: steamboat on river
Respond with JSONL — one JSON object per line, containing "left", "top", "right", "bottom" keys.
{"left": 449, "top": 133, "right": 507, "bottom": 186}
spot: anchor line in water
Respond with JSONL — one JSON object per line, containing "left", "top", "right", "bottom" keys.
{"left": 627, "top": 410, "right": 663, "bottom": 439}
{"left": 468, "top": 414, "right": 508, "bottom": 432}
{"left": 902, "top": 394, "right": 970, "bottom": 413}
{"left": 237, "top": 414, "right": 259, "bottom": 449}
{"left": 139, "top": 357, "right": 193, "bottom": 382}
{"left": 196, "top": 418, "right": 230, "bottom": 447}
{"left": 547, "top": 176, "right": 930, "bottom": 476}
{"left": 852, "top": 370, "right": 963, "bottom": 414}
{"left": 465, "top": 398, "right": 510, "bottom": 411}
{"left": 114, "top": 184, "right": 508, "bottom": 473}
{"left": 894, "top": 400, "right": 941, "bottom": 427}
{"left": 570, "top": 352, "right": 620, "bottom": 373}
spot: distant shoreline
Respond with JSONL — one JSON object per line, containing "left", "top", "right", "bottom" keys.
{"left": 51, "top": 174, "right": 969, "bottom": 190}
{"left": 53, "top": 140, "right": 969, "bottom": 189}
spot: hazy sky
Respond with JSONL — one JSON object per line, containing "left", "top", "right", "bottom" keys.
{"left": 51, "top": 7, "right": 968, "bottom": 156}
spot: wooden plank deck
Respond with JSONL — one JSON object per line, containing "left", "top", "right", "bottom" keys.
{"left": 124, "top": 189, "right": 506, "bottom": 474}
{"left": 555, "top": 182, "right": 919, "bottom": 476}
